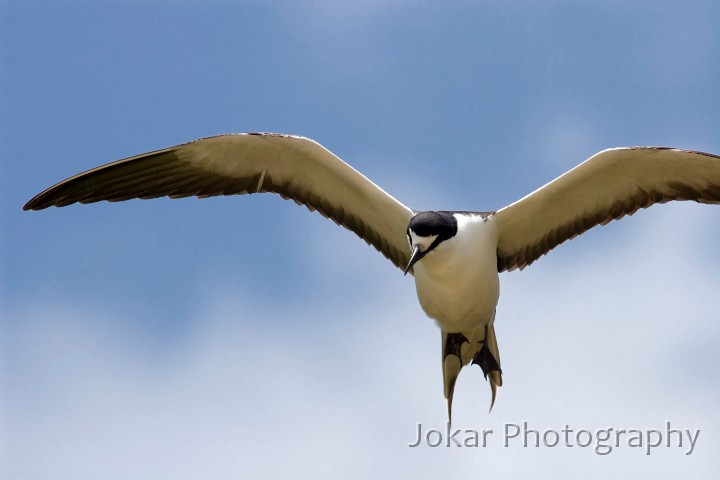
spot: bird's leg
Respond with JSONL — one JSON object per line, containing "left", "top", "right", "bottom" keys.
{"left": 443, "top": 332, "right": 469, "bottom": 362}
{"left": 471, "top": 325, "right": 502, "bottom": 379}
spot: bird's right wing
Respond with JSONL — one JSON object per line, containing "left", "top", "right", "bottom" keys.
{"left": 493, "top": 147, "right": 720, "bottom": 272}
{"left": 24, "top": 133, "right": 415, "bottom": 271}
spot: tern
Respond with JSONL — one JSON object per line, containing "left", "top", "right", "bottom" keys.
{"left": 23, "top": 133, "right": 720, "bottom": 419}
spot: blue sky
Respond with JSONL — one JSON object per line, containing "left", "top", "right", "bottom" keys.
{"left": 2, "top": 1, "right": 720, "bottom": 478}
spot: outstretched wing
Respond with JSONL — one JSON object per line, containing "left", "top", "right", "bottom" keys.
{"left": 24, "top": 133, "right": 415, "bottom": 271}
{"left": 493, "top": 147, "right": 720, "bottom": 272}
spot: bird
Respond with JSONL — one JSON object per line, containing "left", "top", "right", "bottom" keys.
{"left": 23, "top": 132, "right": 720, "bottom": 420}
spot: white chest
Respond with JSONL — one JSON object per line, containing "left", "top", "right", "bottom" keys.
{"left": 412, "top": 214, "right": 500, "bottom": 333}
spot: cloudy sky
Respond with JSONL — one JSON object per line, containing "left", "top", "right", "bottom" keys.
{"left": 2, "top": 1, "right": 720, "bottom": 478}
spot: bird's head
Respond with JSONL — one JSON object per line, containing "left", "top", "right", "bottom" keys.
{"left": 404, "top": 211, "right": 458, "bottom": 275}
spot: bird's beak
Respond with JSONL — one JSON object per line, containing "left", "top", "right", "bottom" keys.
{"left": 404, "top": 246, "right": 425, "bottom": 276}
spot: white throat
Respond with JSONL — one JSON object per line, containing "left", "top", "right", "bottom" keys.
{"left": 408, "top": 230, "right": 438, "bottom": 253}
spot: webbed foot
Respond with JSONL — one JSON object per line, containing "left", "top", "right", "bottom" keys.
{"left": 471, "top": 325, "right": 503, "bottom": 410}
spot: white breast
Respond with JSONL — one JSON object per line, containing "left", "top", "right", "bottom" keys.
{"left": 412, "top": 214, "right": 500, "bottom": 333}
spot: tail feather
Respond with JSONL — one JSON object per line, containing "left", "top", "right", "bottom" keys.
{"left": 442, "top": 349, "right": 462, "bottom": 422}
{"left": 441, "top": 324, "right": 502, "bottom": 420}
{"left": 485, "top": 323, "right": 503, "bottom": 411}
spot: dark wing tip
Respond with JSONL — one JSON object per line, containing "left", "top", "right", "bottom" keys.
{"left": 23, "top": 192, "right": 53, "bottom": 211}
{"left": 20, "top": 134, "right": 307, "bottom": 213}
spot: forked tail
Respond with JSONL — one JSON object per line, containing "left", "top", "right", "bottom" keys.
{"left": 441, "top": 323, "right": 502, "bottom": 422}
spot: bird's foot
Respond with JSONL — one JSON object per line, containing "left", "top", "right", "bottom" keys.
{"left": 443, "top": 332, "right": 469, "bottom": 362}
{"left": 470, "top": 326, "right": 503, "bottom": 410}
{"left": 471, "top": 325, "right": 502, "bottom": 379}
{"left": 471, "top": 341, "right": 502, "bottom": 380}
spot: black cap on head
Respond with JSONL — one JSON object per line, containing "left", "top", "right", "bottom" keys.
{"left": 407, "top": 211, "right": 458, "bottom": 240}
{"left": 404, "top": 211, "right": 459, "bottom": 274}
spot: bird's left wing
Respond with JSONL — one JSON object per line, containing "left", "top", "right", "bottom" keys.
{"left": 24, "top": 133, "right": 415, "bottom": 271}
{"left": 493, "top": 147, "right": 720, "bottom": 272}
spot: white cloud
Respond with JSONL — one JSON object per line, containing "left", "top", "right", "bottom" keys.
{"left": 5, "top": 198, "right": 720, "bottom": 478}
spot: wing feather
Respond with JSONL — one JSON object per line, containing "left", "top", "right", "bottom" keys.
{"left": 24, "top": 133, "right": 415, "bottom": 270}
{"left": 494, "top": 147, "right": 720, "bottom": 272}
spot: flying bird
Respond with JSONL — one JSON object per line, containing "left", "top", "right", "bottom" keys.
{"left": 23, "top": 133, "right": 720, "bottom": 419}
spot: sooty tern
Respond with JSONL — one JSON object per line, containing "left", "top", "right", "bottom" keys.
{"left": 23, "top": 133, "right": 720, "bottom": 419}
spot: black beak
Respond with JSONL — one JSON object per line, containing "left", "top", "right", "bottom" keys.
{"left": 404, "top": 246, "right": 425, "bottom": 276}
